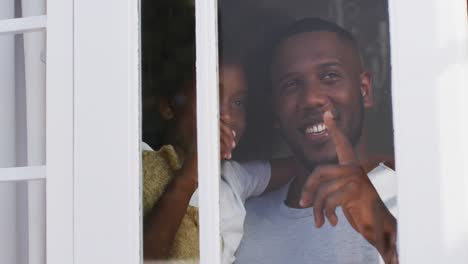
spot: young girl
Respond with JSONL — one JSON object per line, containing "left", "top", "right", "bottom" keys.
{"left": 142, "top": 58, "right": 296, "bottom": 263}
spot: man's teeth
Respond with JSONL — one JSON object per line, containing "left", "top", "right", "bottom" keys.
{"left": 305, "top": 123, "right": 326, "bottom": 134}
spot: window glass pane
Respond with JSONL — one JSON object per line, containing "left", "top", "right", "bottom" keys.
{"left": 0, "top": 179, "right": 46, "bottom": 264}
{"left": 0, "top": 31, "right": 46, "bottom": 169}
{"left": 0, "top": 30, "right": 46, "bottom": 264}
{"left": 141, "top": 0, "right": 200, "bottom": 262}
{"left": 219, "top": 1, "right": 397, "bottom": 263}
{"left": 13, "top": 0, "right": 46, "bottom": 18}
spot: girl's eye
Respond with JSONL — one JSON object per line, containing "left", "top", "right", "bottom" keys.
{"left": 232, "top": 99, "right": 246, "bottom": 108}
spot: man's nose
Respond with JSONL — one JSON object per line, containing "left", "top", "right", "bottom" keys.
{"left": 300, "top": 84, "right": 328, "bottom": 108}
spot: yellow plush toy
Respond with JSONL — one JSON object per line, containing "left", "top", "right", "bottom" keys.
{"left": 143, "top": 145, "right": 200, "bottom": 261}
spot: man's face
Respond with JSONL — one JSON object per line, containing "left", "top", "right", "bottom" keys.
{"left": 271, "top": 31, "right": 372, "bottom": 167}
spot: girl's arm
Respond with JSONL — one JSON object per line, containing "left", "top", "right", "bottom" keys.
{"left": 264, "top": 157, "right": 300, "bottom": 193}
{"left": 143, "top": 153, "right": 198, "bottom": 259}
{"left": 144, "top": 118, "right": 236, "bottom": 259}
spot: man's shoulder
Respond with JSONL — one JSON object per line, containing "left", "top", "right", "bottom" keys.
{"left": 367, "top": 161, "right": 397, "bottom": 217}
{"left": 364, "top": 154, "right": 395, "bottom": 171}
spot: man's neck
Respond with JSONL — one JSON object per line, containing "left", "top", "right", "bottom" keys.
{"left": 284, "top": 175, "right": 308, "bottom": 208}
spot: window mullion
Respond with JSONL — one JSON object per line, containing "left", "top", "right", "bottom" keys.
{"left": 0, "top": 16, "right": 46, "bottom": 35}
{"left": 195, "top": 0, "right": 221, "bottom": 263}
{"left": 46, "top": 0, "right": 74, "bottom": 263}
{"left": 0, "top": 166, "right": 46, "bottom": 182}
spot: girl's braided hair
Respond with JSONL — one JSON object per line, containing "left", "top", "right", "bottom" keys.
{"left": 142, "top": 0, "right": 195, "bottom": 98}
{"left": 142, "top": 0, "right": 195, "bottom": 148}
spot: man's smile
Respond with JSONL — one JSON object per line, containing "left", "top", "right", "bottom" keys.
{"left": 300, "top": 121, "right": 330, "bottom": 144}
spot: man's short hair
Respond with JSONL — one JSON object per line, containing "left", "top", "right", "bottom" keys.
{"left": 266, "top": 17, "right": 363, "bottom": 82}
{"left": 273, "top": 17, "right": 358, "bottom": 50}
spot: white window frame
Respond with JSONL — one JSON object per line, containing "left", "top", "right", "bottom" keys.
{"left": 389, "top": 0, "right": 468, "bottom": 263}
{"left": 49, "top": 0, "right": 142, "bottom": 262}
{"left": 46, "top": 0, "right": 74, "bottom": 263}
{"left": 71, "top": 0, "right": 140, "bottom": 263}
{"left": 195, "top": 1, "right": 222, "bottom": 263}
{"left": 49, "top": 0, "right": 141, "bottom": 263}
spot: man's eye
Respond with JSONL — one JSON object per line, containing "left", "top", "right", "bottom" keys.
{"left": 280, "top": 80, "right": 303, "bottom": 93}
{"left": 321, "top": 72, "right": 340, "bottom": 81}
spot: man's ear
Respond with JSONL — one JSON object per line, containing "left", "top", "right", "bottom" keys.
{"left": 360, "top": 71, "right": 374, "bottom": 109}
{"left": 159, "top": 97, "right": 174, "bottom": 120}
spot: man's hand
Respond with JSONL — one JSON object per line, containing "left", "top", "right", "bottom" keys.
{"left": 300, "top": 111, "right": 398, "bottom": 264}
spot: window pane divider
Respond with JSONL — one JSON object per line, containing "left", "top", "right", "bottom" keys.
{"left": 0, "top": 15, "right": 46, "bottom": 35}
{"left": 0, "top": 165, "right": 46, "bottom": 182}
{"left": 195, "top": 0, "right": 221, "bottom": 263}
{"left": 46, "top": 0, "right": 74, "bottom": 262}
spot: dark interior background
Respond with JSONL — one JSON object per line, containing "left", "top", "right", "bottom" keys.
{"left": 142, "top": 0, "right": 394, "bottom": 160}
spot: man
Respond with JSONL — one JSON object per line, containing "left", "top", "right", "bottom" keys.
{"left": 235, "top": 18, "right": 397, "bottom": 263}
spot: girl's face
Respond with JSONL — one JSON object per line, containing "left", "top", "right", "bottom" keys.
{"left": 160, "top": 79, "right": 197, "bottom": 153}
{"left": 160, "top": 63, "right": 247, "bottom": 154}
{"left": 219, "top": 64, "right": 248, "bottom": 145}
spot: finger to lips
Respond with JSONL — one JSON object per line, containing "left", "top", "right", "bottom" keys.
{"left": 323, "top": 111, "right": 358, "bottom": 165}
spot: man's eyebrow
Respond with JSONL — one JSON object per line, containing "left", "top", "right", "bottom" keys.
{"left": 273, "top": 60, "right": 344, "bottom": 83}
{"left": 316, "top": 61, "right": 342, "bottom": 69}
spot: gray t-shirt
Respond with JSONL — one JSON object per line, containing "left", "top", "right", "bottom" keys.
{"left": 235, "top": 181, "right": 381, "bottom": 264}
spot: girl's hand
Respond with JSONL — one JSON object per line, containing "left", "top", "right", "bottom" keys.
{"left": 177, "top": 146, "right": 198, "bottom": 191}
{"left": 220, "top": 118, "right": 236, "bottom": 160}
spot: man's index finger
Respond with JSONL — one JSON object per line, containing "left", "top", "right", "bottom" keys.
{"left": 323, "top": 111, "right": 358, "bottom": 165}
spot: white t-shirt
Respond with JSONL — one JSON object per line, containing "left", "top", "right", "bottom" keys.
{"left": 235, "top": 163, "right": 397, "bottom": 264}
{"left": 368, "top": 163, "right": 397, "bottom": 217}
{"left": 366, "top": 163, "right": 397, "bottom": 264}
{"left": 189, "top": 160, "right": 271, "bottom": 264}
